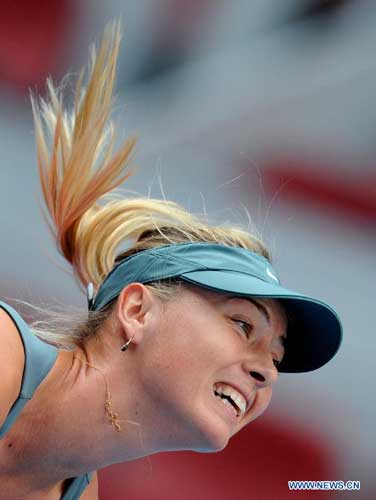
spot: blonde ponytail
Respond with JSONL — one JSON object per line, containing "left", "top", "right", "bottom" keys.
{"left": 24, "top": 19, "right": 271, "bottom": 350}
{"left": 30, "top": 19, "right": 136, "bottom": 291}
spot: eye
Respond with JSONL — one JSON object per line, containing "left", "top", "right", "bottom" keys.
{"left": 233, "top": 319, "right": 252, "bottom": 338}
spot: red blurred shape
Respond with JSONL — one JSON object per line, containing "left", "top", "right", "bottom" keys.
{"left": 0, "top": 0, "right": 74, "bottom": 92}
{"left": 263, "top": 158, "right": 376, "bottom": 221}
{"left": 99, "top": 415, "right": 337, "bottom": 500}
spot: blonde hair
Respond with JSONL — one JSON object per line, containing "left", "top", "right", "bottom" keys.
{"left": 24, "top": 19, "right": 272, "bottom": 350}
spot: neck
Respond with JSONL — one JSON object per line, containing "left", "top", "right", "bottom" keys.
{"left": 1, "top": 347, "right": 152, "bottom": 494}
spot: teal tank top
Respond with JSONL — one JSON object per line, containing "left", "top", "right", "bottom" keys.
{"left": 0, "top": 300, "right": 93, "bottom": 500}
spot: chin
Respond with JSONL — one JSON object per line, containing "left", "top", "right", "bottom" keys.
{"left": 189, "top": 414, "right": 232, "bottom": 453}
{"left": 194, "top": 442, "right": 229, "bottom": 453}
{"left": 172, "top": 393, "right": 241, "bottom": 453}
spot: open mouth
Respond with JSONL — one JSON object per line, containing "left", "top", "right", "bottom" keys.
{"left": 213, "top": 388, "right": 241, "bottom": 417}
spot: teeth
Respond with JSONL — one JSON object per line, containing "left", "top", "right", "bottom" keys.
{"left": 213, "top": 383, "right": 247, "bottom": 416}
{"left": 215, "top": 395, "right": 238, "bottom": 417}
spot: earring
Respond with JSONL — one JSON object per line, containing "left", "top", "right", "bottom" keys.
{"left": 120, "top": 335, "right": 135, "bottom": 352}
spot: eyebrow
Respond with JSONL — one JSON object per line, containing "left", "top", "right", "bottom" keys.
{"left": 226, "top": 295, "right": 287, "bottom": 344}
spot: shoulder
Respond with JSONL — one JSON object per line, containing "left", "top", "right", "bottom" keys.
{"left": 0, "top": 305, "right": 25, "bottom": 428}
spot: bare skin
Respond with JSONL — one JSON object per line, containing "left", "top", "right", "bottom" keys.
{"left": 0, "top": 283, "right": 287, "bottom": 499}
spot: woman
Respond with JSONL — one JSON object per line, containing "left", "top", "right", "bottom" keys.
{"left": 0, "top": 20, "right": 342, "bottom": 500}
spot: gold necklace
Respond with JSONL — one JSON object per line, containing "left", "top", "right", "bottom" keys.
{"left": 73, "top": 356, "right": 122, "bottom": 432}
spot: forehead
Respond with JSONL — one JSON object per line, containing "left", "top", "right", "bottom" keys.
{"left": 228, "top": 295, "right": 286, "bottom": 321}
{"left": 198, "top": 289, "right": 288, "bottom": 335}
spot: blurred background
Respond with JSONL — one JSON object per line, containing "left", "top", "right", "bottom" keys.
{"left": 0, "top": 1, "right": 374, "bottom": 499}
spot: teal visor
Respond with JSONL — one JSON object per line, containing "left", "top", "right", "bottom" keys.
{"left": 89, "top": 242, "right": 343, "bottom": 373}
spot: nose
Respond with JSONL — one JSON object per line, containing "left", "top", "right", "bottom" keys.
{"left": 243, "top": 354, "right": 279, "bottom": 389}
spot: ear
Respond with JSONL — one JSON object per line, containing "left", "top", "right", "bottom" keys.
{"left": 115, "top": 283, "right": 159, "bottom": 345}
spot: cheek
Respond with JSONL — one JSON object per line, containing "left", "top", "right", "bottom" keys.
{"left": 244, "top": 387, "right": 273, "bottom": 427}
{"left": 139, "top": 310, "right": 209, "bottom": 389}
{"left": 143, "top": 308, "right": 232, "bottom": 398}
{"left": 163, "top": 305, "right": 228, "bottom": 359}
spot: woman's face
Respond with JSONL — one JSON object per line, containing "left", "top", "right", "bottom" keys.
{"left": 131, "top": 283, "right": 288, "bottom": 454}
